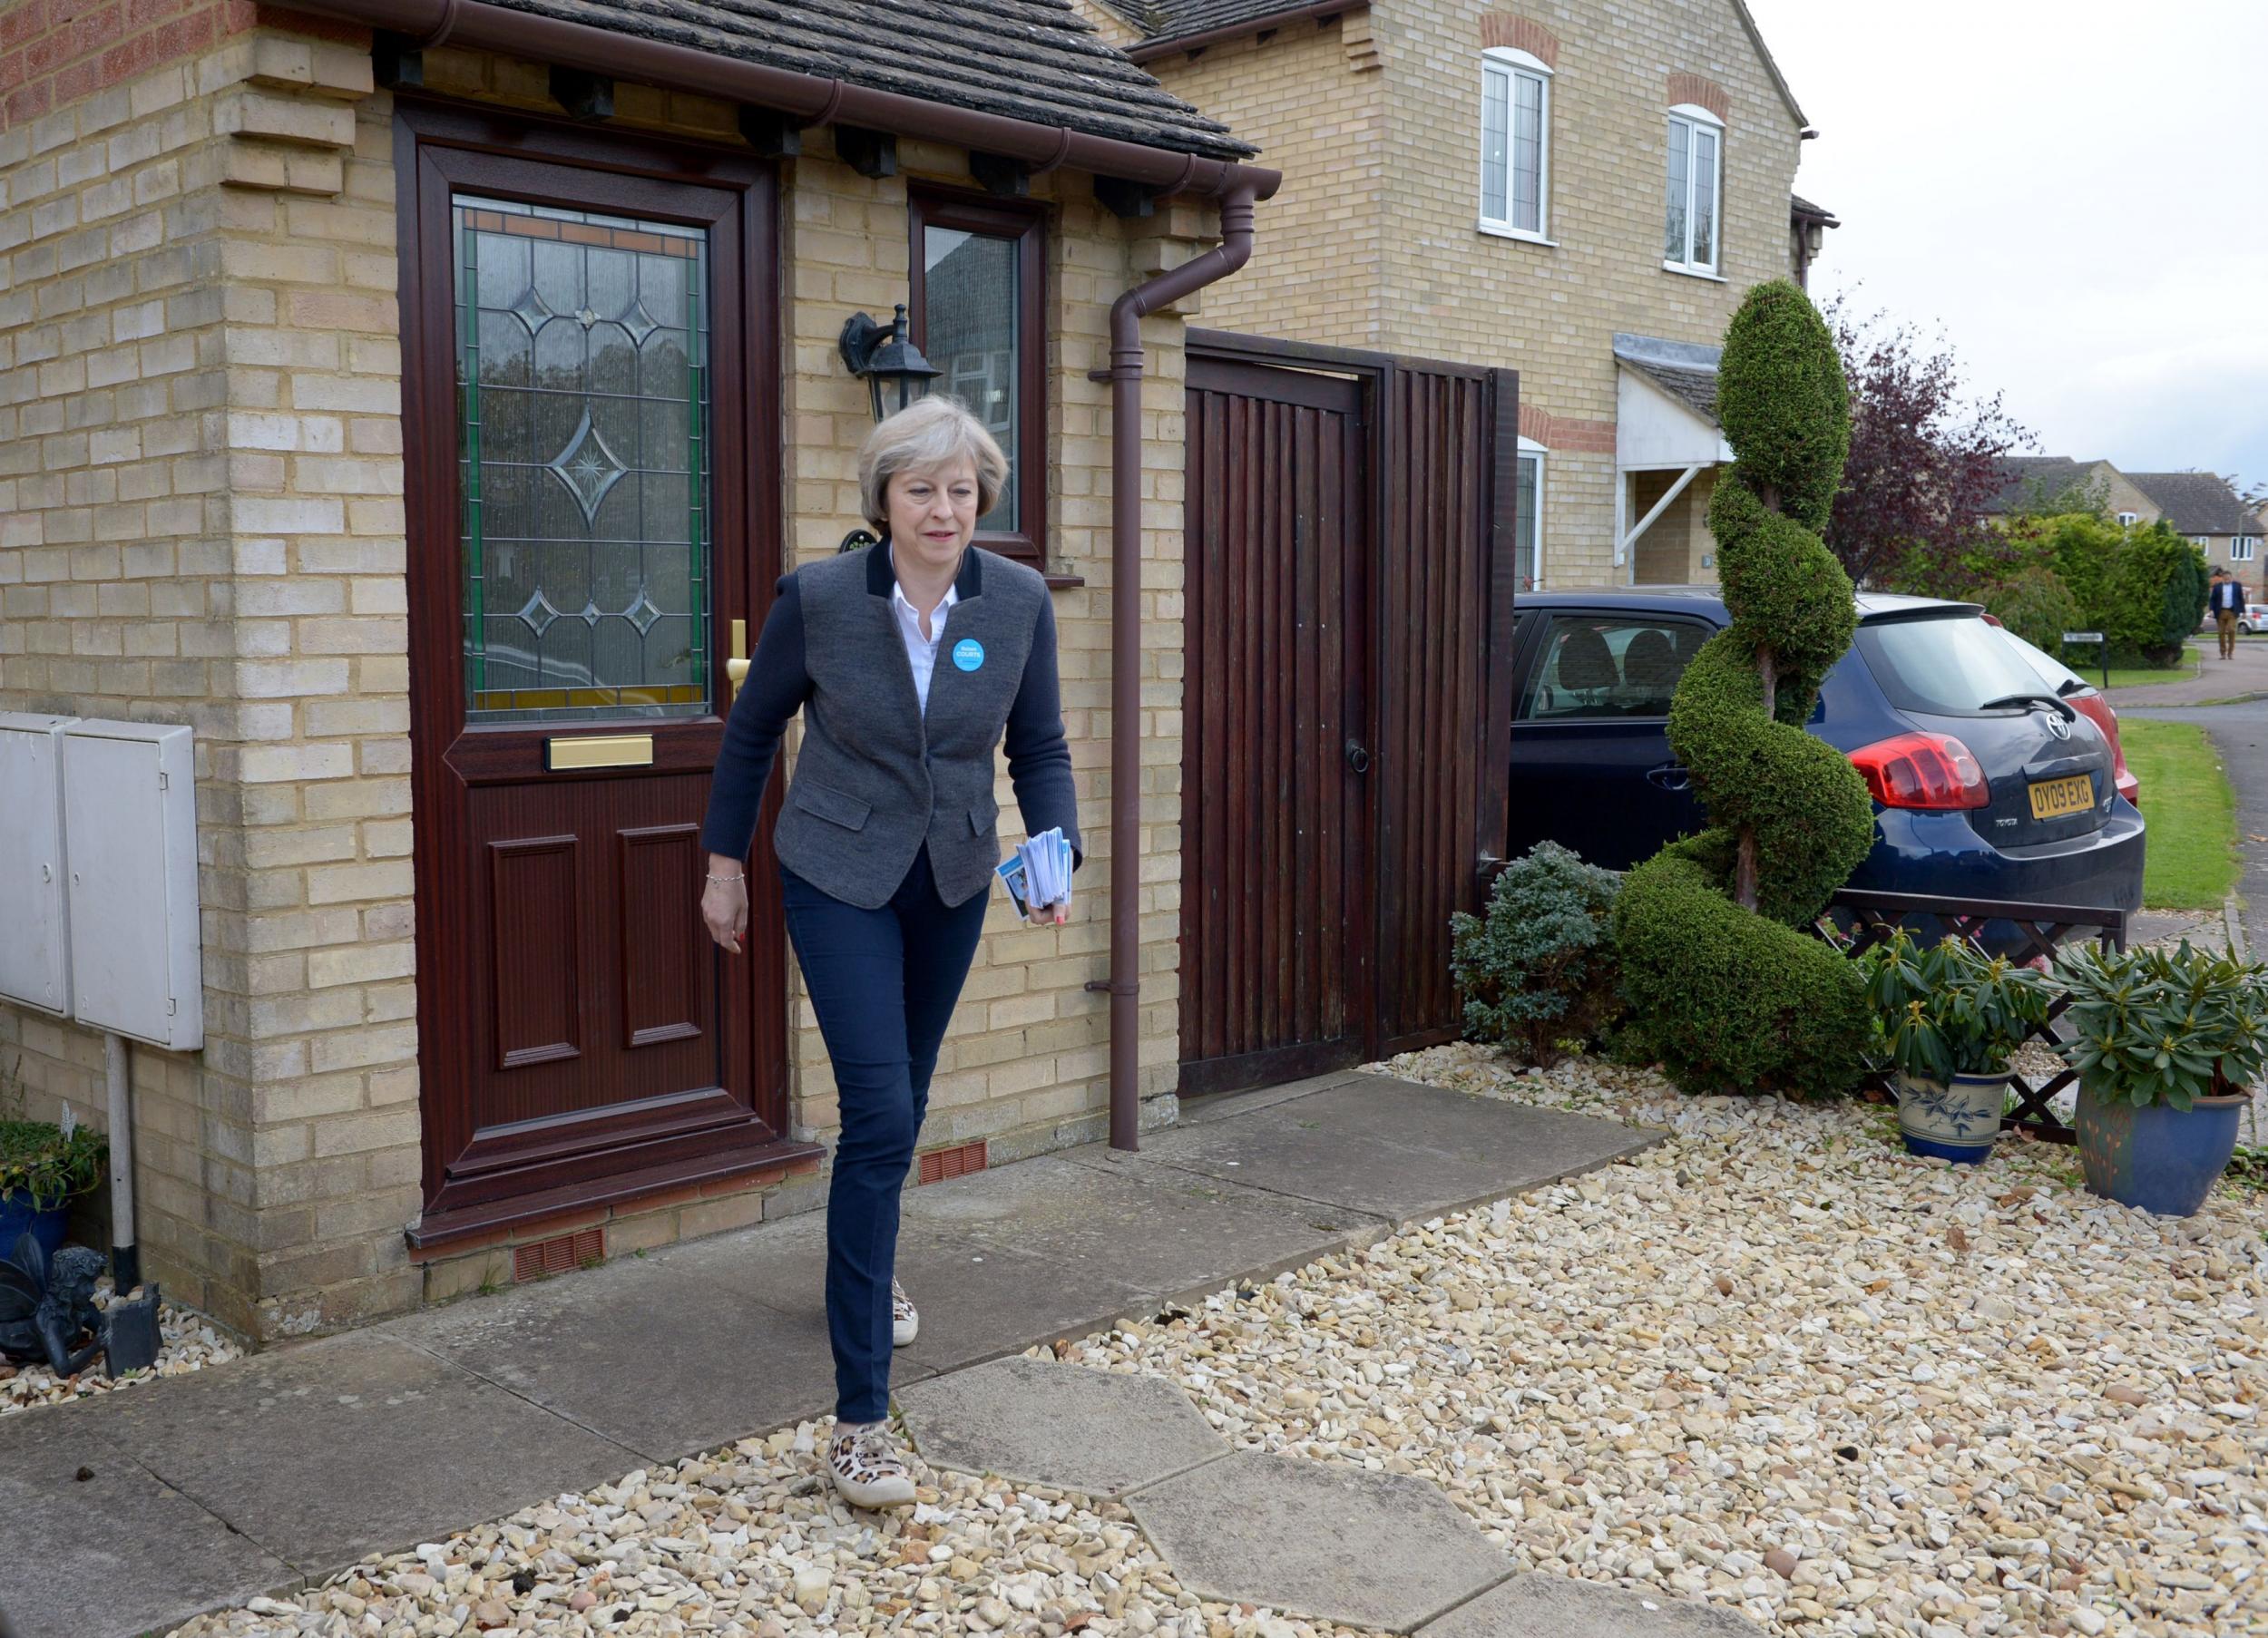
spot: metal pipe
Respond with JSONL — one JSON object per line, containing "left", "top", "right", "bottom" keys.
{"left": 1103, "top": 188, "right": 1260, "bottom": 1150}
{"left": 300, "top": 0, "right": 1279, "bottom": 195}
{"left": 104, "top": 1031, "right": 140, "bottom": 1292}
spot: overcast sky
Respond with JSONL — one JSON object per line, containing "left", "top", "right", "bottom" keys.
{"left": 1745, "top": 0, "right": 2268, "bottom": 499}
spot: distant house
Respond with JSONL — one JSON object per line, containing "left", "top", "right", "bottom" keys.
{"left": 1980, "top": 457, "right": 2162, "bottom": 527}
{"left": 1079, "top": 0, "right": 1830, "bottom": 589}
{"left": 2125, "top": 473, "right": 2266, "bottom": 586}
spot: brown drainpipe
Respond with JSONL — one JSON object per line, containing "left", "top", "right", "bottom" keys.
{"left": 1101, "top": 184, "right": 1265, "bottom": 1149}
{"left": 301, "top": 0, "right": 1280, "bottom": 1151}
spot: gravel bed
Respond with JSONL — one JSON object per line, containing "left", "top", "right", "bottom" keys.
{"left": 1117, "top": 1043, "right": 2253, "bottom": 1638}
{"left": 1, "top": 1278, "right": 243, "bottom": 1417}
{"left": 164, "top": 1046, "right": 2266, "bottom": 1638}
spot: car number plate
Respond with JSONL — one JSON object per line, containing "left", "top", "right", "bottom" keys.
{"left": 2028, "top": 774, "right": 2094, "bottom": 820}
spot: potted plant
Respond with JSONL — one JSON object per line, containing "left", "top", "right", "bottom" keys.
{"left": 0, "top": 1100, "right": 108, "bottom": 1260}
{"left": 1861, "top": 931, "right": 2053, "bottom": 1163}
{"left": 0, "top": 1054, "right": 107, "bottom": 1259}
{"left": 2054, "top": 940, "right": 2268, "bottom": 1216}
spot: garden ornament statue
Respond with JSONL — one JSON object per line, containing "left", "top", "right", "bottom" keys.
{"left": 0, "top": 1231, "right": 109, "bottom": 1376}
{"left": 1614, "top": 281, "right": 1878, "bottom": 1095}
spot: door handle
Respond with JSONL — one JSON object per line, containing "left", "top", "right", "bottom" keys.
{"left": 726, "top": 619, "right": 750, "bottom": 697}
{"left": 1646, "top": 762, "right": 1690, "bottom": 792}
{"left": 1345, "top": 738, "right": 1372, "bottom": 775}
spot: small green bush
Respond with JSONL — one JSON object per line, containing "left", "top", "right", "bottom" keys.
{"left": 1450, "top": 842, "right": 1622, "bottom": 1067}
{"left": 1982, "top": 566, "right": 2084, "bottom": 659}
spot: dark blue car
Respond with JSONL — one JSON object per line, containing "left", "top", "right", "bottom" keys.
{"left": 1506, "top": 588, "right": 2146, "bottom": 916}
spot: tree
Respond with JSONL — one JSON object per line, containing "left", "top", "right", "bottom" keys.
{"left": 1821, "top": 297, "right": 2032, "bottom": 590}
{"left": 1614, "top": 282, "right": 1876, "bottom": 1097}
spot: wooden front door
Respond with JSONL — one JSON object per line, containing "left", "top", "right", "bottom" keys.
{"left": 1178, "top": 336, "right": 1518, "bottom": 1097}
{"left": 397, "top": 104, "right": 799, "bottom": 1243}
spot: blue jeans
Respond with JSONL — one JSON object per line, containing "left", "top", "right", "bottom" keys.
{"left": 779, "top": 845, "right": 990, "bottom": 1423}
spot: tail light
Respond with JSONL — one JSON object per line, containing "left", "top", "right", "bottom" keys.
{"left": 2069, "top": 692, "right": 2139, "bottom": 804}
{"left": 1849, "top": 732, "right": 1990, "bottom": 810}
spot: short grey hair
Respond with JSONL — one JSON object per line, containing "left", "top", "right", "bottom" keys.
{"left": 857, "top": 395, "right": 1011, "bottom": 530}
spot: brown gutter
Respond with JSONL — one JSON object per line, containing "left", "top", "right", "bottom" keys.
{"left": 298, "top": 0, "right": 1270, "bottom": 188}
{"left": 1103, "top": 185, "right": 1263, "bottom": 1149}
{"left": 1125, "top": 0, "right": 1363, "bottom": 64}
{"left": 299, "top": 0, "right": 1279, "bottom": 1151}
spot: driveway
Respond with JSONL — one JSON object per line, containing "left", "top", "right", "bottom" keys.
{"left": 2117, "top": 698, "right": 2268, "bottom": 957}
{"left": 2103, "top": 638, "right": 2268, "bottom": 707}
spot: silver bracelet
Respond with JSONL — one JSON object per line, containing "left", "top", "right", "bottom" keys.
{"left": 706, "top": 873, "right": 746, "bottom": 885}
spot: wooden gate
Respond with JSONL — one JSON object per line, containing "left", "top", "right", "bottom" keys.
{"left": 1178, "top": 333, "right": 1518, "bottom": 1097}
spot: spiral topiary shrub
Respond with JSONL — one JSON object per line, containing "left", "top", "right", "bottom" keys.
{"left": 1613, "top": 282, "right": 1876, "bottom": 1096}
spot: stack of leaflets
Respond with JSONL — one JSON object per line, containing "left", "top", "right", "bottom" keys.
{"left": 997, "top": 827, "right": 1073, "bottom": 923}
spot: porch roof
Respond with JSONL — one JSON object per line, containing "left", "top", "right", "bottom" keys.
{"left": 1612, "top": 333, "right": 1731, "bottom": 469}
{"left": 475, "top": 0, "right": 1256, "bottom": 160}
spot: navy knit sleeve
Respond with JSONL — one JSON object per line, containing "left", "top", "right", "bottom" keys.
{"left": 699, "top": 576, "right": 812, "bottom": 861}
{"left": 1003, "top": 592, "right": 1084, "bottom": 869}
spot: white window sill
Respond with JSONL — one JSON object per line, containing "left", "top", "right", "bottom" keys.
{"left": 1479, "top": 222, "right": 1558, "bottom": 247}
{"left": 1663, "top": 261, "right": 1728, "bottom": 282}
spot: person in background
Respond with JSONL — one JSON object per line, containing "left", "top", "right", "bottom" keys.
{"left": 2209, "top": 566, "right": 2245, "bottom": 660}
{"left": 697, "top": 395, "right": 1080, "bottom": 1508}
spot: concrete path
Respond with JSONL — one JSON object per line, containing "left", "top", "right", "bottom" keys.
{"left": 0, "top": 1070, "right": 1667, "bottom": 1638}
{"left": 2101, "top": 638, "right": 2268, "bottom": 708}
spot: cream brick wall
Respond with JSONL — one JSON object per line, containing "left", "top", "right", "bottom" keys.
{"left": 1137, "top": 0, "right": 1810, "bottom": 588}
{"left": 5, "top": 27, "right": 1204, "bottom": 1339}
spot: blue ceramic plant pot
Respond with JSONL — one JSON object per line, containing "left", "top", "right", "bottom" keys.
{"left": 2076, "top": 1087, "right": 2246, "bottom": 1217}
{"left": 1896, "top": 1071, "right": 2009, "bottom": 1164}
{"left": 0, "top": 1194, "right": 71, "bottom": 1260}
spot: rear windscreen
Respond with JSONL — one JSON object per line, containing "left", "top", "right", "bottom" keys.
{"left": 1854, "top": 615, "right": 2054, "bottom": 717}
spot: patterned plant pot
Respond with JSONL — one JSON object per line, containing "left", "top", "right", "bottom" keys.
{"left": 2075, "top": 1087, "right": 2247, "bottom": 1217}
{"left": 1895, "top": 1071, "right": 2009, "bottom": 1164}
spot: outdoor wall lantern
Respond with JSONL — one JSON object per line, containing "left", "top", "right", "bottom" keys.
{"left": 839, "top": 304, "right": 942, "bottom": 423}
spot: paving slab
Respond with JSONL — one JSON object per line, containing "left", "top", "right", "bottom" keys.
{"left": 1419, "top": 1574, "right": 1762, "bottom": 1637}
{"left": 657, "top": 1207, "right": 1153, "bottom": 1383}
{"left": 88, "top": 1331, "right": 641, "bottom": 1580}
{"left": 1095, "top": 1073, "right": 1657, "bottom": 1226}
{"left": 390, "top": 1246, "right": 845, "bottom": 1466}
{"left": 901, "top": 1153, "right": 1379, "bottom": 1313}
{"left": 0, "top": 1404, "right": 297, "bottom": 1638}
{"left": 1127, "top": 1452, "right": 1511, "bottom": 1632}
{"left": 899, "top": 1355, "right": 1226, "bottom": 1499}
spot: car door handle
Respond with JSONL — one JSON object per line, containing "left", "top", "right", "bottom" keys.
{"left": 1646, "top": 763, "right": 1691, "bottom": 792}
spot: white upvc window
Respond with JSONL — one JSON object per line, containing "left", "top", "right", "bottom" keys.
{"left": 1515, "top": 439, "right": 1546, "bottom": 589}
{"left": 2234, "top": 536, "right": 2258, "bottom": 561}
{"left": 1664, "top": 103, "right": 1724, "bottom": 276}
{"left": 2116, "top": 511, "right": 2137, "bottom": 526}
{"left": 1480, "top": 49, "right": 1552, "bottom": 243}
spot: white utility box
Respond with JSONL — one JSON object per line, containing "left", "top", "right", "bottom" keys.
{"left": 62, "top": 720, "right": 203, "bottom": 1051}
{"left": 0, "top": 712, "right": 79, "bottom": 1016}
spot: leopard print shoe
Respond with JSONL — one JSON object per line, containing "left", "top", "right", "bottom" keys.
{"left": 827, "top": 1418, "right": 917, "bottom": 1509}
{"left": 892, "top": 1277, "right": 918, "bottom": 1348}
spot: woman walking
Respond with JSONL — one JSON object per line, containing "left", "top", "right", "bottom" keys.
{"left": 699, "top": 396, "right": 1079, "bottom": 1508}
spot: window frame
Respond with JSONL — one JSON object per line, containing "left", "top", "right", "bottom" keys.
{"left": 1478, "top": 47, "right": 1554, "bottom": 245}
{"left": 2232, "top": 536, "right": 2257, "bottom": 561}
{"left": 1663, "top": 102, "right": 1725, "bottom": 278}
{"left": 2116, "top": 511, "right": 2138, "bottom": 527}
{"left": 1515, "top": 438, "right": 1546, "bottom": 590}
{"left": 907, "top": 188, "right": 1049, "bottom": 570}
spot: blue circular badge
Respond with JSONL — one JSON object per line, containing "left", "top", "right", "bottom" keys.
{"left": 953, "top": 639, "right": 985, "bottom": 672}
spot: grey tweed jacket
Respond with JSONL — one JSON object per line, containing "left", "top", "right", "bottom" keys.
{"left": 699, "top": 541, "right": 1081, "bottom": 910}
